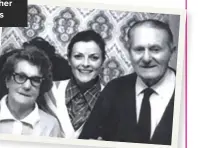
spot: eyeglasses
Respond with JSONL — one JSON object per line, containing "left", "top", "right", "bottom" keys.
{"left": 12, "top": 72, "right": 44, "bottom": 87}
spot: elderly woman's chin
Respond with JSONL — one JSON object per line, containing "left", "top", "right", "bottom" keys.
{"left": 9, "top": 92, "right": 36, "bottom": 106}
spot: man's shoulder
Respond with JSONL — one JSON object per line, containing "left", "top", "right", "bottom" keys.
{"left": 102, "top": 73, "right": 137, "bottom": 93}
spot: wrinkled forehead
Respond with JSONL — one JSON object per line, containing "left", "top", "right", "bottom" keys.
{"left": 129, "top": 25, "right": 171, "bottom": 47}
{"left": 14, "top": 59, "right": 42, "bottom": 76}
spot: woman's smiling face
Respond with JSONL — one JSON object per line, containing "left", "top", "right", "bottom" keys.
{"left": 68, "top": 41, "right": 103, "bottom": 84}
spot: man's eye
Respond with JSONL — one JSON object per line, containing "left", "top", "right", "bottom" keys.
{"left": 133, "top": 47, "right": 144, "bottom": 52}
{"left": 150, "top": 47, "right": 161, "bottom": 52}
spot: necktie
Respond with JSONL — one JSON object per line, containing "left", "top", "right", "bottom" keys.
{"left": 137, "top": 88, "right": 154, "bottom": 142}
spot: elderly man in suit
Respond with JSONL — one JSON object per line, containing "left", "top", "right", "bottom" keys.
{"left": 79, "top": 19, "right": 176, "bottom": 145}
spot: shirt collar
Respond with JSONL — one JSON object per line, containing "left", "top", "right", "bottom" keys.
{"left": 136, "top": 76, "right": 148, "bottom": 96}
{"left": 66, "top": 77, "right": 101, "bottom": 110}
{"left": 136, "top": 68, "right": 175, "bottom": 99}
{"left": 0, "top": 95, "right": 40, "bottom": 128}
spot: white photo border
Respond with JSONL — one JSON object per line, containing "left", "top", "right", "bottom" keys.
{"left": 0, "top": 0, "right": 186, "bottom": 148}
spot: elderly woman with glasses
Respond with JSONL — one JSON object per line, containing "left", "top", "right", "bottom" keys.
{"left": 44, "top": 30, "right": 106, "bottom": 139}
{"left": 0, "top": 47, "right": 62, "bottom": 137}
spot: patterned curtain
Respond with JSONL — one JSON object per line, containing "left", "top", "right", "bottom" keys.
{"left": 0, "top": 5, "right": 180, "bottom": 85}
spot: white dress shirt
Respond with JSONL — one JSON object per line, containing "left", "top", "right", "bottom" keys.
{"left": 135, "top": 68, "right": 175, "bottom": 138}
{"left": 0, "top": 95, "right": 62, "bottom": 137}
{"left": 0, "top": 95, "right": 40, "bottom": 135}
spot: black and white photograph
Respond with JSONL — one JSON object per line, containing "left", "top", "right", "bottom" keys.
{"left": 0, "top": 1, "right": 185, "bottom": 148}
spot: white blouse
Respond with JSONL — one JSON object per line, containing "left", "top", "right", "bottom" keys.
{"left": 44, "top": 79, "right": 104, "bottom": 139}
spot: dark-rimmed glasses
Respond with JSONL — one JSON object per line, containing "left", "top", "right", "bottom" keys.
{"left": 12, "top": 72, "right": 44, "bottom": 87}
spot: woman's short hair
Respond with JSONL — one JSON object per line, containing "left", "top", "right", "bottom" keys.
{"left": 68, "top": 30, "right": 106, "bottom": 61}
{"left": 0, "top": 46, "right": 53, "bottom": 96}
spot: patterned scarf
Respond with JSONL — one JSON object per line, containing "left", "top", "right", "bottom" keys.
{"left": 65, "top": 77, "right": 101, "bottom": 131}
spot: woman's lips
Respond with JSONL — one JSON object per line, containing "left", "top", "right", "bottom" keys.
{"left": 78, "top": 69, "right": 93, "bottom": 73}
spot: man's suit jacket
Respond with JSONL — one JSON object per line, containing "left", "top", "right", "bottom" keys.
{"left": 79, "top": 73, "right": 175, "bottom": 145}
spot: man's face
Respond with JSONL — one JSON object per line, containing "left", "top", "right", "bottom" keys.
{"left": 129, "top": 25, "right": 174, "bottom": 86}
{"left": 6, "top": 60, "right": 42, "bottom": 107}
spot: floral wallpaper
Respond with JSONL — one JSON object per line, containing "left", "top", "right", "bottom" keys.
{"left": 0, "top": 5, "right": 180, "bottom": 85}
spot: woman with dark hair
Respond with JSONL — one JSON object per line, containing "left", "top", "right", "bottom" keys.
{"left": 45, "top": 30, "right": 106, "bottom": 138}
{"left": 0, "top": 47, "right": 61, "bottom": 137}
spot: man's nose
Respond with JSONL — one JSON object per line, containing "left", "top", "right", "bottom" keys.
{"left": 142, "top": 49, "right": 152, "bottom": 63}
